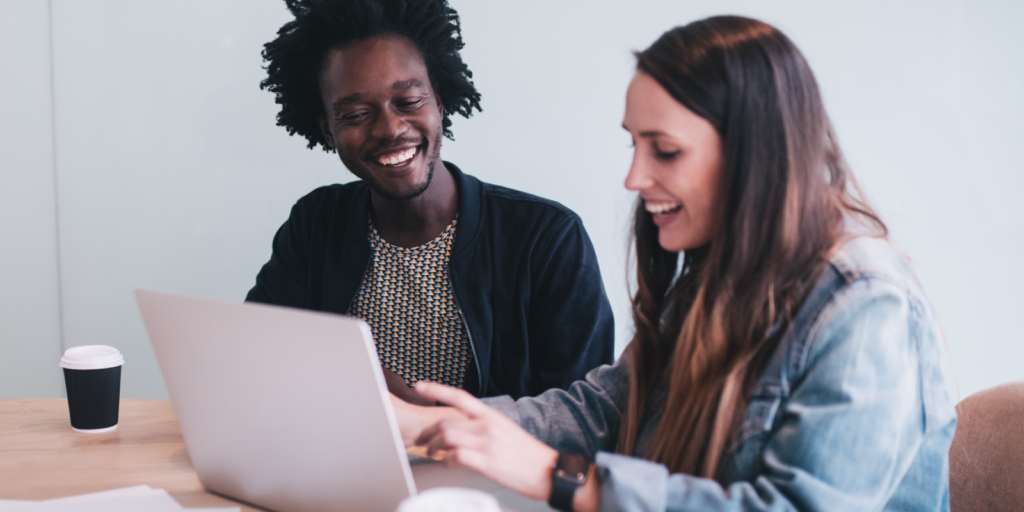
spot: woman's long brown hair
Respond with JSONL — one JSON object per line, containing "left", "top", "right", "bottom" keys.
{"left": 619, "top": 16, "right": 886, "bottom": 479}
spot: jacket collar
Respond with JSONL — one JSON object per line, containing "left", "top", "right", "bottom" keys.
{"left": 345, "top": 160, "right": 482, "bottom": 259}
{"left": 447, "top": 161, "right": 482, "bottom": 258}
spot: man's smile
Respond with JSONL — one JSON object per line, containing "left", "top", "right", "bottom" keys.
{"left": 376, "top": 146, "right": 418, "bottom": 166}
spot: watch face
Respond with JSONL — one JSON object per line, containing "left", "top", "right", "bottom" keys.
{"left": 556, "top": 453, "right": 591, "bottom": 482}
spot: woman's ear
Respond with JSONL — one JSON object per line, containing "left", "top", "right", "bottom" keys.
{"left": 316, "top": 118, "right": 334, "bottom": 149}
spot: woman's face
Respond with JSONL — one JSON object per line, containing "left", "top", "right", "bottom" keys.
{"left": 623, "top": 72, "right": 725, "bottom": 253}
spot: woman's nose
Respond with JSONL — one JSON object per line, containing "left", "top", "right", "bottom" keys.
{"left": 624, "top": 156, "right": 654, "bottom": 192}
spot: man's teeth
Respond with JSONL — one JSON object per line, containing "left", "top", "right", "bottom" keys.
{"left": 378, "top": 147, "right": 417, "bottom": 166}
{"left": 645, "top": 201, "right": 681, "bottom": 214}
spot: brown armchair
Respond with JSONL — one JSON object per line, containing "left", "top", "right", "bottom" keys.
{"left": 949, "top": 381, "right": 1024, "bottom": 512}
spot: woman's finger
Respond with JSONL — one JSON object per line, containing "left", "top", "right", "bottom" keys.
{"left": 422, "top": 431, "right": 448, "bottom": 458}
{"left": 414, "top": 418, "right": 444, "bottom": 447}
{"left": 419, "top": 419, "right": 486, "bottom": 456}
{"left": 444, "top": 446, "right": 488, "bottom": 472}
{"left": 415, "top": 381, "right": 493, "bottom": 419}
{"left": 414, "top": 414, "right": 471, "bottom": 447}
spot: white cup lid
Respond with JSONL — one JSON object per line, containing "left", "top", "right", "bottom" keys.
{"left": 396, "top": 488, "right": 501, "bottom": 512}
{"left": 60, "top": 345, "right": 124, "bottom": 370}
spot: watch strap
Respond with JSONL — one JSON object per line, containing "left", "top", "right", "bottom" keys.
{"left": 549, "top": 452, "right": 592, "bottom": 511}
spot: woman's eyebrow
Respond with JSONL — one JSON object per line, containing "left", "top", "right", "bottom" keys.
{"left": 639, "top": 131, "right": 667, "bottom": 138}
{"left": 621, "top": 123, "right": 667, "bottom": 139}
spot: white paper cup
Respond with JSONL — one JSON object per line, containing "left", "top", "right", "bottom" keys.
{"left": 396, "top": 487, "right": 502, "bottom": 512}
{"left": 60, "top": 345, "right": 124, "bottom": 432}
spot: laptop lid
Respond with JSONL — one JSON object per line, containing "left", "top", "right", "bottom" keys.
{"left": 135, "top": 289, "right": 416, "bottom": 512}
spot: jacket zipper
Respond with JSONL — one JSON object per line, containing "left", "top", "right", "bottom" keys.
{"left": 448, "top": 264, "right": 483, "bottom": 396}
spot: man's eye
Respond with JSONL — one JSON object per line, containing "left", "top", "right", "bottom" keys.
{"left": 398, "top": 100, "right": 424, "bottom": 110}
{"left": 341, "top": 112, "right": 368, "bottom": 121}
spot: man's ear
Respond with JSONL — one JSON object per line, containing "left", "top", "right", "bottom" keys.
{"left": 316, "top": 118, "right": 334, "bottom": 149}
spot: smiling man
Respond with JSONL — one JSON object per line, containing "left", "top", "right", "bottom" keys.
{"left": 248, "top": 0, "right": 614, "bottom": 403}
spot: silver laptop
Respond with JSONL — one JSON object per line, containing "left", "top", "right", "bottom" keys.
{"left": 135, "top": 289, "right": 417, "bottom": 512}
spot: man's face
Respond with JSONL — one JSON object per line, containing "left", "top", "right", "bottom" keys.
{"left": 317, "top": 35, "right": 444, "bottom": 201}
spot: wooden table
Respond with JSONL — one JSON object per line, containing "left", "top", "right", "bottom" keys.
{"left": 0, "top": 399, "right": 261, "bottom": 509}
{"left": 0, "top": 399, "right": 550, "bottom": 511}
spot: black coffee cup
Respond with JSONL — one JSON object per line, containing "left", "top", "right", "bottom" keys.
{"left": 60, "top": 345, "right": 124, "bottom": 432}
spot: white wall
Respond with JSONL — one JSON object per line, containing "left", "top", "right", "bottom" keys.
{"left": 49, "top": 0, "right": 340, "bottom": 398}
{"left": 1, "top": 0, "right": 1021, "bottom": 401}
{"left": 0, "top": 0, "right": 64, "bottom": 398}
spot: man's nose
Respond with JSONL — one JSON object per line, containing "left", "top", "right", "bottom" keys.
{"left": 371, "top": 107, "right": 409, "bottom": 140}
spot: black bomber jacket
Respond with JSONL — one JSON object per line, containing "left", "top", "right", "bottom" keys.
{"left": 246, "top": 162, "right": 615, "bottom": 399}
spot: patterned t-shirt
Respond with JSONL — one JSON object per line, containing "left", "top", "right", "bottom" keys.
{"left": 348, "top": 217, "right": 472, "bottom": 389}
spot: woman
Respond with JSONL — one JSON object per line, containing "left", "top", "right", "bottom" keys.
{"left": 393, "top": 15, "right": 956, "bottom": 512}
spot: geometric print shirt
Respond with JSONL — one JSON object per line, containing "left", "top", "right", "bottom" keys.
{"left": 348, "top": 217, "right": 473, "bottom": 389}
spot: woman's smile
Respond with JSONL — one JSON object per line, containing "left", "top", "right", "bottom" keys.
{"left": 644, "top": 200, "right": 683, "bottom": 227}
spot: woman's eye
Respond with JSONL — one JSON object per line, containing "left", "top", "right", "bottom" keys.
{"left": 655, "top": 149, "right": 681, "bottom": 161}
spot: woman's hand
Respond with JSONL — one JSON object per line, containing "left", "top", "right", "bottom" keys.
{"left": 383, "top": 367, "right": 437, "bottom": 406}
{"left": 413, "top": 381, "right": 559, "bottom": 502}
{"left": 389, "top": 393, "right": 465, "bottom": 447}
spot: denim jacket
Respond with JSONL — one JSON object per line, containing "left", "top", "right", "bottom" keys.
{"left": 485, "top": 234, "right": 957, "bottom": 511}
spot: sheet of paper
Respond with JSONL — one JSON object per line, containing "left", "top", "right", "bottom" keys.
{"left": 42, "top": 485, "right": 155, "bottom": 503}
{"left": 4, "top": 491, "right": 181, "bottom": 512}
{"left": 0, "top": 500, "right": 33, "bottom": 512}
{"left": 0, "top": 486, "right": 159, "bottom": 510}
{"left": 0, "top": 487, "right": 238, "bottom": 511}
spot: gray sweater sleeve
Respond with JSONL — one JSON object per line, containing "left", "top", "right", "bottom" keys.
{"left": 482, "top": 351, "right": 632, "bottom": 458}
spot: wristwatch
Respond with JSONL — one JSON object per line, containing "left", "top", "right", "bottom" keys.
{"left": 548, "top": 452, "right": 593, "bottom": 511}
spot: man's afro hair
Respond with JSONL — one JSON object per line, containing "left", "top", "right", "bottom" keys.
{"left": 261, "top": 0, "right": 482, "bottom": 150}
